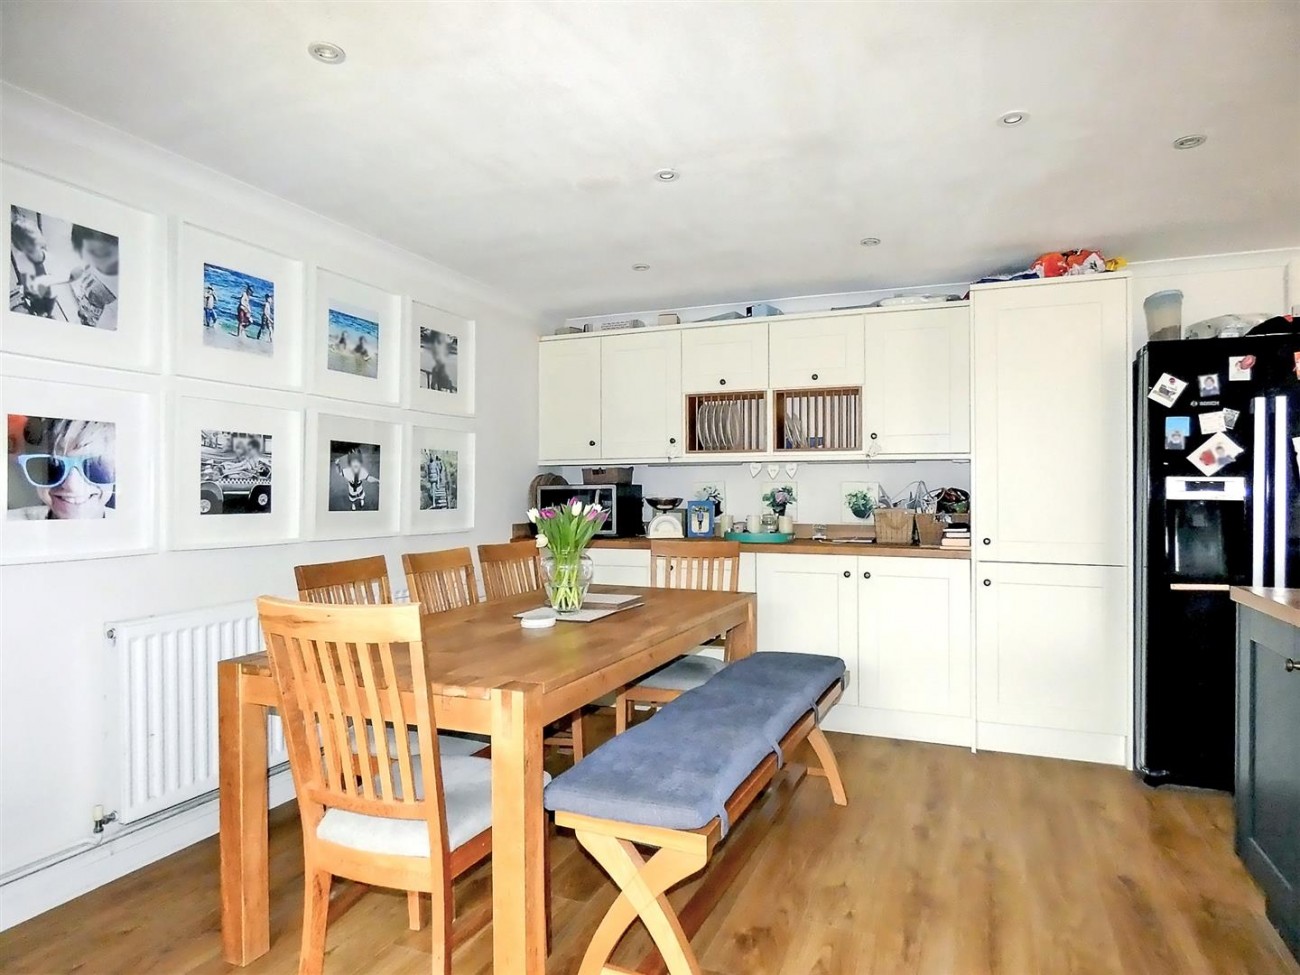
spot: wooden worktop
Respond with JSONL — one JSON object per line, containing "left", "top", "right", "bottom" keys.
{"left": 590, "top": 536, "right": 970, "bottom": 560}
{"left": 1231, "top": 587, "right": 1300, "bottom": 629}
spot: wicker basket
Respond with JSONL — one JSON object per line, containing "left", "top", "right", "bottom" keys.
{"left": 873, "top": 508, "right": 915, "bottom": 546}
{"left": 915, "top": 513, "right": 945, "bottom": 547}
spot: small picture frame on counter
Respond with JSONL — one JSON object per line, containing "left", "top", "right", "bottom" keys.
{"left": 684, "top": 499, "right": 715, "bottom": 539}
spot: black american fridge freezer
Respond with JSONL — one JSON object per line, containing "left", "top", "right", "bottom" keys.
{"left": 1135, "top": 333, "right": 1300, "bottom": 791}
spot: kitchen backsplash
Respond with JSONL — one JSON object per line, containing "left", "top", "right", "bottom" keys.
{"left": 554, "top": 459, "right": 971, "bottom": 525}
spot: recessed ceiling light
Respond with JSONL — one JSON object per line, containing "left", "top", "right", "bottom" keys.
{"left": 997, "top": 111, "right": 1028, "bottom": 126}
{"left": 654, "top": 169, "right": 680, "bottom": 182}
{"left": 308, "top": 42, "right": 346, "bottom": 65}
{"left": 859, "top": 237, "right": 881, "bottom": 247}
{"left": 632, "top": 263, "right": 651, "bottom": 271}
{"left": 1172, "top": 134, "right": 1207, "bottom": 150}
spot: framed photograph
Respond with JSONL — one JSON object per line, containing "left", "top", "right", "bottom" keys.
{"left": 685, "top": 499, "right": 716, "bottom": 538}
{"left": 692, "top": 481, "right": 726, "bottom": 515}
{"left": 311, "top": 270, "right": 401, "bottom": 403}
{"left": 1, "top": 373, "right": 156, "bottom": 563}
{"left": 174, "top": 223, "right": 304, "bottom": 389}
{"left": 405, "top": 425, "right": 474, "bottom": 534}
{"left": 306, "top": 412, "right": 400, "bottom": 539}
{"left": 169, "top": 396, "right": 302, "bottom": 548}
{"left": 407, "top": 300, "right": 475, "bottom": 416}
{"left": 842, "top": 481, "right": 883, "bottom": 524}
{"left": 2, "top": 164, "right": 161, "bottom": 372}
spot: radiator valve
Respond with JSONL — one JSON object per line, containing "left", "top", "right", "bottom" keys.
{"left": 92, "top": 805, "right": 118, "bottom": 834}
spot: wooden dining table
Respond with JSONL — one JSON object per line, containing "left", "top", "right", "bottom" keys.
{"left": 217, "top": 584, "right": 756, "bottom": 974}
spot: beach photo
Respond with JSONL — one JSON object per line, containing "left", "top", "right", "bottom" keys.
{"left": 202, "top": 262, "right": 274, "bottom": 356}
{"left": 419, "top": 327, "right": 458, "bottom": 392}
{"left": 199, "top": 429, "right": 273, "bottom": 515}
{"left": 7, "top": 414, "right": 117, "bottom": 520}
{"left": 9, "top": 206, "right": 120, "bottom": 330}
{"left": 328, "top": 439, "right": 381, "bottom": 512}
{"left": 326, "top": 305, "right": 379, "bottom": 379}
{"left": 419, "top": 447, "right": 458, "bottom": 510}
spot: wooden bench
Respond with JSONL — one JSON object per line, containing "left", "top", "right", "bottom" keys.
{"left": 543, "top": 652, "right": 848, "bottom": 975}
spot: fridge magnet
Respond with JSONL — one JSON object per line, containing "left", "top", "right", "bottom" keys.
{"left": 684, "top": 499, "right": 715, "bottom": 539}
{"left": 1223, "top": 408, "right": 1240, "bottom": 431}
{"left": 1187, "top": 431, "right": 1245, "bottom": 477}
{"left": 1163, "top": 417, "right": 1190, "bottom": 450}
{"left": 1148, "top": 373, "right": 1188, "bottom": 407}
{"left": 1227, "top": 355, "right": 1255, "bottom": 381}
{"left": 1294, "top": 351, "right": 1300, "bottom": 380}
{"left": 1293, "top": 436, "right": 1300, "bottom": 478}
{"left": 1197, "top": 412, "right": 1226, "bottom": 435}
{"left": 1196, "top": 374, "right": 1221, "bottom": 397}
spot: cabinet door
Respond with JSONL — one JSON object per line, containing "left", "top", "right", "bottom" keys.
{"left": 972, "top": 278, "right": 1128, "bottom": 565}
{"left": 538, "top": 339, "right": 602, "bottom": 462}
{"left": 681, "top": 322, "right": 769, "bottom": 392}
{"left": 863, "top": 306, "right": 970, "bottom": 454}
{"left": 588, "top": 548, "right": 650, "bottom": 586}
{"left": 769, "top": 315, "right": 865, "bottom": 389}
{"left": 976, "top": 562, "right": 1127, "bottom": 756}
{"left": 756, "top": 554, "right": 859, "bottom": 705}
{"left": 600, "top": 331, "right": 683, "bottom": 460}
{"left": 857, "top": 556, "right": 971, "bottom": 717}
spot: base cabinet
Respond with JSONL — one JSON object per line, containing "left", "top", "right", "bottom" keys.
{"left": 1236, "top": 606, "right": 1300, "bottom": 960}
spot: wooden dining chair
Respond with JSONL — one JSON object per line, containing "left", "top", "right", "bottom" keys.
{"left": 615, "top": 539, "right": 741, "bottom": 733}
{"left": 477, "top": 541, "right": 587, "bottom": 761}
{"left": 401, "top": 548, "right": 480, "bottom": 616}
{"left": 257, "top": 597, "right": 494, "bottom": 975}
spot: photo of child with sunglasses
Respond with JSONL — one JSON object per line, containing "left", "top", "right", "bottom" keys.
{"left": 7, "top": 415, "right": 116, "bottom": 520}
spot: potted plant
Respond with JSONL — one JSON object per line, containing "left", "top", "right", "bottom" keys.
{"left": 761, "top": 484, "right": 797, "bottom": 517}
{"left": 527, "top": 498, "right": 607, "bottom": 614}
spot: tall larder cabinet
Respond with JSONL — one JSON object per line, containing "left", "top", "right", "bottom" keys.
{"left": 971, "top": 275, "right": 1132, "bottom": 765}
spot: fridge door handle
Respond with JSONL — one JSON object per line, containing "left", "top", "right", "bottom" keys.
{"left": 1274, "top": 395, "right": 1289, "bottom": 588}
{"left": 1253, "top": 396, "right": 1267, "bottom": 587}
{"left": 1169, "top": 583, "right": 1232, "bottom": 591}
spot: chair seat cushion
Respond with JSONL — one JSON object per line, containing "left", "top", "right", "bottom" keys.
{"left": 354, "top": 723, "right": 487, "bottom": 758}
{"left": 544, "top": 652, "right": 845, "bottom": 835}
{"left": 632, "top": 654, "right": 726, "bottom": 692}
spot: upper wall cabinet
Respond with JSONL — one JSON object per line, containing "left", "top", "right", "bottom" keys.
{"left": 972, "top": 277, "right": 1129, "bottom": 566}
{"left": 538, "top": 339, "right": 602, "bottom": 462}
{"left": 864, "top": 305, "right": 970, "bottom": 455}
{"left": 600, "top": 331, "right": 682, "bottom": 461}
{"left": 768, "top": 314, "right": 866, "bottom": 389}
{"left": 680, "top": 321, "right": 769, "bottom": 392}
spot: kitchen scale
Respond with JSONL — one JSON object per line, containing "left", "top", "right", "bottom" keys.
{"left": 644, "top": 497, "right": 685, "bottom": 538}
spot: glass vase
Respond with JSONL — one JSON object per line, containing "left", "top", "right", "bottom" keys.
{"left": 541, "top": 552, "right": 594, "bottom": 614}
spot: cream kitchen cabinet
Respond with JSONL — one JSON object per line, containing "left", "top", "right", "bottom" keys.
{"left": 538, "top": 338, "right": 602, "bottom": 462}
{"left": 588, "top": 547, "right": 757, "bottom": 593}
{"left": 680, "top": 321, "right": 769, "bottom": 392}
{"left": 975, "top": 561, "right": 1129, "bottom": 765}
{"left": 768, "top": 314, "right": 866, "bottom": 389}
{"left": 599, "top": 331, "right": 682, "bottom": 461}
{"left": 863, "top": 305, "right": 971, "bottom": 455}
{"left": 971, "top": 276, "right": 1129, "bottom": 565}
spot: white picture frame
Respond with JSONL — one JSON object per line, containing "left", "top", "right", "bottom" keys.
{"left": 406, "top": 300, "right": 475, "bottom": 416}
{"left": 1, "top": 371, "right": 157, "bottom": 563}
{"left": 169, "top": 395, "right": 302, "bottom": 549}
{"left": 174, "top": 222, "right": 304, "bottom": 389}
{"left": 405, "top": 424, "right": 474, "bottom": 534}
{"left": 841, "top": 480, "right": 883, "bottom": 525}
{"left": 306, "top": 412, "right": 401, "bottom": 540}
{"left": 2, "top": 164, "right": 162, "bottom": 372}
{"left": 310, "top": 270, "right": 401, "bottom": 404}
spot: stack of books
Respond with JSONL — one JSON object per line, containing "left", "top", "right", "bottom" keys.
{"left": 940, "top": 526, "right": 971, "bottom": 549}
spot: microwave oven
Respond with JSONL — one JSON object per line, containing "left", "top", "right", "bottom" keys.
{"left": 534, "top": 484, "right": 644, "bottom": 538}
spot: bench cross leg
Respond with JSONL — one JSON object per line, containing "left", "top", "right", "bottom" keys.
{"left": 805, "top": 725, "right": 848, "bottom": 806}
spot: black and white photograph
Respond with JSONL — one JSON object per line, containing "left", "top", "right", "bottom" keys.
{"left": 419, "top": 447, "right": 458, "bottom": 510}
{"left": 199, "top": 429, "right": 273, "bottom": 515}
{"left": 7, "top": 414, "right": 116, "bottom": 520}
{"left": 419, "top": 327, "right": 458, "bottom": 392}
{"left": 328, "top": 439, "right": 381, "bottom": 512}
{"left": 9, "top": 205, "right": 119, "bottom": 330}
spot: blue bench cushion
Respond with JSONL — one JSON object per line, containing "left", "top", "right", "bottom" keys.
{"left": 544, "top": 652, "right": 844, "bottom": 835}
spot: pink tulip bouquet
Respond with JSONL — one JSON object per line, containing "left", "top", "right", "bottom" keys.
{"left": 527, "top": 499, "right": 608, "bottom": 612}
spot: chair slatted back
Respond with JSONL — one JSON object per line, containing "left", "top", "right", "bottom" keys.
{"left": 294, "top": 556, "right": 392, "bottom": 606}
{"left": 402, "top": 548, "right": 480, "bottom": 615}
{"left": 649, "top": 539, "right": 741, "bottom": 592}
{"left": 257, "top": 598, "right": 449, "bottom": 853}
{"left": 478, "top": 541, "right": 543, "bottom": 601}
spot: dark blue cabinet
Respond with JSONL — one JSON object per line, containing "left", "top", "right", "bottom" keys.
{"left": 1235, "top": 602, "right": 1300, "bottom": 960}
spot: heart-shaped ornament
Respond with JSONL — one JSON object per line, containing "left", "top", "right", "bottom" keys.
{"left": 748, "top": 462, "right": 763, "bottom": 478}
{"left": 766, "top": 463, "right": 780, "bottom": 479}
{"left": 785, "top": 463, "right": 798, "bottom": 477}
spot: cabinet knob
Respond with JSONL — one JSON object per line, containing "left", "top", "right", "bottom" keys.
{"left": 983, "top": 579, "right": 992, "bottom": 587}
{"left": 982, "top": 538, "right": 991, "bottom": 546}
{"left": 812, "top": 373, "right": 819, "bottom": 381}
{"left": 870, "top": 432, "right": 878, "bottom": 441}
{"left": 842, "top": 570, "right": 851, "bottom": 578}
{"left": 588, "top": 440, "right": 596, "bottom": 447}
{"left": 1287, "top": 658, "right": 1298, "bottom": 673}
{"left": 669, "top": 437, "right": 677, "bottom": 445}
{"left": 863, "top": 571, "right": 871, "bottom": 580}
{"left": 719, "top": 378, "right": 727, "bottom": 386}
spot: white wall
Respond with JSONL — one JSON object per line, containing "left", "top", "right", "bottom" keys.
{"left": 0, "top": 88, "right": 543, "bottom": 925}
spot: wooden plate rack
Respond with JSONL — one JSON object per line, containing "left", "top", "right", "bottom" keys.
{"left": 774, "top": 386, "right": 862, "bottom": 452}
{"left": 685, "top": 391, "right": 767, "bottom": 453}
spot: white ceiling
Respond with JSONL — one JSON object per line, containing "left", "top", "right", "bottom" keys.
{"left": 2, "top": 1, "right": 1298, "bottom": 320}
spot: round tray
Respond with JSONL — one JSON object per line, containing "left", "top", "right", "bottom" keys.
{"left": 724, "top": 531, "right": 795, "bottom": 544}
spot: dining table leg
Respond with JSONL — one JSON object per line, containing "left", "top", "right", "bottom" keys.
{"left": 218, "top": 662, "right": 270, "bottom": 966}
{"left": 491, "top": 682, "right": 548, "bottom": 974}
{"left": 726, "top": 596, "right": 758, "bottom": 661}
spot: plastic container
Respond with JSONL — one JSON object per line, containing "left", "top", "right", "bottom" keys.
{"left": 1143, "top": 290, "right": 1184, "bottom": 341}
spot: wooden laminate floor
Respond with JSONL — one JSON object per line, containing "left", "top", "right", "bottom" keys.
{"left": 2, "top": 732, "right": 1296, "bottom": 975}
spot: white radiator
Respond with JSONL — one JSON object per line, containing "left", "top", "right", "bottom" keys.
{"left": 108, "top": 602, "right": 288, "bottom": 824}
